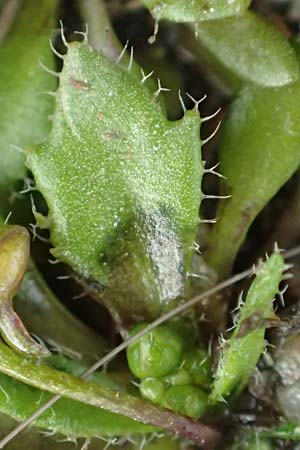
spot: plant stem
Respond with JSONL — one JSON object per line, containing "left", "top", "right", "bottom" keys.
{"left": 77, "top": 0, "right": 121, "bottom": 59}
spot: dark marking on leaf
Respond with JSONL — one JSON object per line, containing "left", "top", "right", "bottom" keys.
{"left": 236, "top": 312, "right": 280, "bottom": 338}
{"left": 102, "top": 131, "right": 121, "bottom": 141}
{"left": 69, "top": 77, "right": 90, "bottom": 90}
{"left": 96, "top": 112, "right": 104, "bottom": 121}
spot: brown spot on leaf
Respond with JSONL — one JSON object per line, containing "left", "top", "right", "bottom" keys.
{"left": 201, "top": 2, "right": 210, "bottom": 12}
{"left": 69, "top": 77, "right": 90, "bottom": 90}
{"left": 96, "top": 112, "right": 104, "bottom": 121}
{"left": 102, "top": 130, "right": 121, "bottom": 141}
{"left": 236, "top": 312, "right": 280, "bottom": 338}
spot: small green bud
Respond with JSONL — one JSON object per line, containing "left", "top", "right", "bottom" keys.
{"left": 0, "top": 225, "right": 49, "bottom": 357}
{"left": 182, "top": 348, "right": 212, "bottom": 389}
{"left": 140, "top": 378, "right": 166, "bottom": 404}
{"left": 127, "top": 323, "right": 184, "bottom": 378}
{"left": 164, "top": 369, "right": 192, "bottom": 386}
{"left": 0, "top": 226, "right": 29, "bottom": 297}
{"left": 168, "top": 319, "right": 197, "bottom": 348}
{"left": 164, "top": 385, "right": 208, "bottom": 418}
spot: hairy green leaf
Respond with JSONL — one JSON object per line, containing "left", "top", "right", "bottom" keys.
{"left": 0, "top": 354, "right": 154, "bottom": 438}
{"left": 0, "top": 341, "right": 219, "bottom": 443}
{"left": 210, "top": 251, "right": 285, "bottom": 403}
{"left": 26, "top": 40, "right": 203, "bottom": 327}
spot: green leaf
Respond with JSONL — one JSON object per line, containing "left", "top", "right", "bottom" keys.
{"left": 210, "top": 251, "right": 285, "bottom": 404}
{"left": 0, "top": 0, "right": 57, "bottom": 217}
{"left": 26, "top": 40, "right": 203, "bottom": 326}
{"left": 0, "top": 341, "right": 219, "bottom": 442}
{"left": 140, "top": 0, "right": 251, "bottom": 22}
{"left": 207, "top": 83, "right": 300, "bottom": 278}
{"left": 0, "top": 342, "right": 155, "bottom": 437}
{"left": 0, "top": 362, "right": 155, "bottom": 438}
{"left": 193, "top": 11, "right": 300, "bottom": 90}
